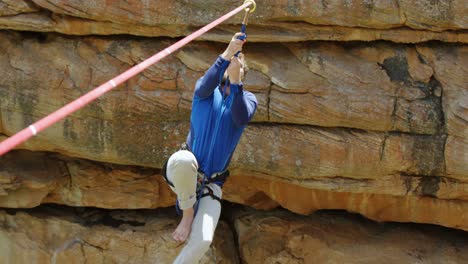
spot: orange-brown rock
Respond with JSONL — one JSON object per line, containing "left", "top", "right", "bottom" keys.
{"left": 414, "top": 45, "right": 467, "bottom": 137}
{"left": 0, "top": 121, "right": 449, "bottom": 181}
{"left": 0, "top": 32, "right": 452, "bottom": 138}
{"left": 0, "top": 32, "right": 455, "bottom": 165}
{"left": 234, "top": 209, "right": 468, "bottom": 263}
{"left": 2, "top": 150, "right": 467, "bottom": 231}
{"left": 0, "top": 0, "right": 467, "bottom": 239}
{"left": 233, "top": 126, "right": 449, "bottom": 180}
{"left": 446, "top": 136, "right": 468, "bottom": 178}
{"left": 0, "top": 208, "right": 238, "bottom": 263}
{"left": 0, "top": 0, "right": 38, "bottom": 15}
{"left": 0, "top": 0, "right": 466, "bottom": 43}
{"left": 1, "top": 30, "right": 467, "bottom": 234}
{"left": 414, "top": 45, "right": 468, "bottom": 178}
{"left": 225, "top": 175, "right": 468, "bottom": 231}
{"left": 0, "top": 150, "right": 174, "bottom": 209}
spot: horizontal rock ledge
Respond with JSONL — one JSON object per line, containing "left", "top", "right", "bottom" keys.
{"left": 2, "top": 31, "right": 461, "bottom": 137}
{"left": 0, "top": 119, "right": 451, "bottom": 180}
{"left": 1, "top": 206, "right": 467, "bottom": 264}
{"left": 0, "top": 0, "right": 467, "bottom": 43}
{"left": 0, "top": 13, "right": 467, "bottom": 44}
{"left": 226, "top": 175, "right": 468, "bottom": 231}
{"left": 0, "top": 207, "right": 238, "bottom": 264}
{"left": 233, "top": 209, "right": 468, "bottom": 264}
{"left": 1, "top": 150, "right": 467, "bottom": 231}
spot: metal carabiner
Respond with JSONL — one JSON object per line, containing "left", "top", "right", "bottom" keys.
{"left": 235, "top": 0, "right": 256, "bottom": 56}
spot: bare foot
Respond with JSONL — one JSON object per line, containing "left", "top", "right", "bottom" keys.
{"left": 172, "top": 207, "right": 194, "bottom": 242}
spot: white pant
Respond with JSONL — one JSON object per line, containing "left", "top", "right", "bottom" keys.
{"left": 166, "top": 150, "right": 223, "bottom": 264}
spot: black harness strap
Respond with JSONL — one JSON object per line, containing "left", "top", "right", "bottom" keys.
{"left": 161, "top": 144, "right": 229, "bottom": 212}
{"left": 161, "top": 158, "right": 174, "bottom": 187}
{"left": 162, "top": 157, "right": 230, "bottom": 189}
{"left": 200, "top": 186, "right": 222, "bottom": 203}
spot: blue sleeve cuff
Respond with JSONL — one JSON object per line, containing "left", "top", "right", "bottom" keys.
{"left": 230, "top": 82, "right": 243, "bottom": 94}
{"left": 217, "top": 55, "right": 229, "bottom": 63}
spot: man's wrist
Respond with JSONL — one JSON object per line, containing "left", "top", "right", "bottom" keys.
{"left": 221, "top": 51, "right": 233, "bottom": 61}
{"left": 230, "top": 79, "right": 241, "bottom": 84}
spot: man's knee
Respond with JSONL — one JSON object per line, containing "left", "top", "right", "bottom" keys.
{"left": 167, "top": 150, "right": 199, "bottom": 209}
{"left": 167, "top": 150, "right": 198, "bottom": 182}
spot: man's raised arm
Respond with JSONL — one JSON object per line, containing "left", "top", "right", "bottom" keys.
{"left": 194, "top": 32, "right": 245, "bottom": 99}
{"left": 231, "top": 85, "right": 257, "bottom": 127}
{"left": 194, "top": 56, "right": 230, "bottom": 99}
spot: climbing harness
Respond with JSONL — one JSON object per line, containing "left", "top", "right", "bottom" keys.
{"left": 0, "top": 0, "right": 257, "bottom": 156}
{"left": 161, "top": 144, "right": 230, "bottom": 215}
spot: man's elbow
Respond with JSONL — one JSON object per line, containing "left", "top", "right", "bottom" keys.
{"left": 194, "top": 78, "right": 209, "bottom": 98}
{"left": 233, "top": 117, "right": 249, "bottom": 127}
{"left": 234, "top": 106, "right": 256, "bottom": 127}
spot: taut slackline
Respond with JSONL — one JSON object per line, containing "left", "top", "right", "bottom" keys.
{"left": 0, "top": 0, "right": 257, "bottom": 156}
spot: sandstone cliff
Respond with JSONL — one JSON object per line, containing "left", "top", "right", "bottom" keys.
{"left": 0, "top": 0, "right": 467, "bottom": 263}
{"left": 2, "top": 206, "right": 468, "bottom": 263}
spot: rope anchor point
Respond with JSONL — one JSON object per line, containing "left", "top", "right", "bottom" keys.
{"left": 243, "top": 0, "right": 256, "bottom": 13}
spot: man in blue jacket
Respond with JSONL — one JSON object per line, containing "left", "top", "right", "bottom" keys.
{"left": 163, "top": 32, "right": 257, "bottom": 263}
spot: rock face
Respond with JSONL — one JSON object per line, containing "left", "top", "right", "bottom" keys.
{"left": 234, "top": 209, "right": 468, "bottom": 264}
{"left": 0, "top": 150, "right": 175, "bottom": 209}
{"left": 0, "top": 207, "right": 239, "bottom": 263}
{"left": 2, "top": 149, "right": 467, "bottom": 231}
{"left": 0, "top": 0, "right": 467, "bottom": 43}
{"left": 1, "top": 206, "right": 467, "bottom": 264}
{"left": 0, "top": 33, "right": 460, "bottom": 164}
{"left": 0, "top": 0, "right": 467, "bottom": 262}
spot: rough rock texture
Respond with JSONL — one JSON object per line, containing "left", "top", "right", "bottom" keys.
{"left": 0, "top": 27, "right": 467, "bottom": 232}
{"left": 0, "top": 0, "right": 467, "bottom": 260}
{"left": 225, "top": 175, "right": 468, "bottom": 231}
{"left": 0, "top": 0, "right": 466, "bottom": 43}
{"left": 2, "top": 150, "right": 467, "bottom": 231}
{"left": 0, "top": 207, "right": 239, "bottom": 263}
{"left": 415, "top": 45, "right": 468, "bottom": 178}
{"left": 2, "top": 206, "right": 467, "bottom": 264}
{"left": 0, "top": 150, "right": 175, "bottom": 209}
{"left": 234, "top": 209, "right": 468, "bottom": 264}
{"left": 0, "top": 32, "right": 457, "bottom": 160}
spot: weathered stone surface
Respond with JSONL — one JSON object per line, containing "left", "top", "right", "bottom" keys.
{"left": 0, "top": 0, "right": 38, "bottom": 16}
{"left": 0, "top": 0, "right": 466, "bottom": 43}
{"left": 0, "top": 207, "right": 239, "bottom": 264}
{"left": 446, "top": 136, "right": 468, "bottom": 178}
{"left": 226, "top": 175, "right": 468, "bottom": 231}
{"left": 0, "top": 0, "right": 467, "bottom": 239}
{"left": 413, "top": 45, "right": 467, "bottom": 178}
{"left": 0, "top": 150, "right": 175, "bottom": 208}
{"left": 234, "top": 209, "right": 468, "bottom": 264}
{"left": 0, "top": 118, "right": 450, "bottom": 181}
{"left": 0, "top": 31, "right": 452, "bottom": 145}
{"left": 0, "top": 150, "right": 65, "bottom": 207}
{"left": 1, "top": 13, "right": 466, "bottom": 43}
{"left": 399, "top": 0, "right": 467, "bottom": 31}
{"left": 263, "top": 42, "right": 443, "bottom": 134}
{"left": 416, "top": 45, "right": 468, "bottom": 139}
{"left": 2, "top": 150, "right": 467, "bottom": 231}
{"left": 233, "top": 125, "right": 449, "bottom": 180}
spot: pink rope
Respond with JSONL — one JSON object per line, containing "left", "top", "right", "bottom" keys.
{"left": 0, "top": 2, "right": 253, "bottom": 156}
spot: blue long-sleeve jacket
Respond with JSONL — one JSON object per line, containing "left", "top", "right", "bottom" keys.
{"left": 186, "top": 56, "right": 257, "bottom": 185}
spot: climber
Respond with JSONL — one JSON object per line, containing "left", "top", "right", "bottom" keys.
{"left": 162, "top": 31, "right": 257, "bottom": 263}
